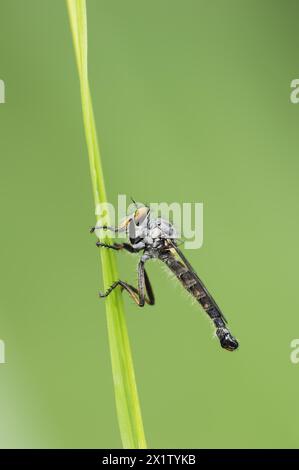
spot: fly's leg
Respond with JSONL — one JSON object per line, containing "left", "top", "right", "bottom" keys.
{"left": 99, "top": 276, "right": 154, "bottom": 306}
{"left": 91, "top": 217, "right": 135, "bottom": 235}
{"left": 137, "top": 259, "right": 155, "bottom": 306}
{"left": 99, "top": 280, "right": 141, "bottom": 305}
{"left": 144, "top": 268, "right": 155, "bottom": 305}
{"left": 125, "top": 269, "right": 155, "bottom": 305}
{"left": 90, "top": 225, "right": 121, "bottom": 234}
{"left": 96, "top": 241, "right": 137, "bottom": 253}
{"left": 99, "top": 258, "right": 155, "bottom": 306}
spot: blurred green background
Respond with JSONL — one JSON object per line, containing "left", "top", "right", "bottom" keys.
{"left": 0, "top": 0, "right": 299, "bottom": 448}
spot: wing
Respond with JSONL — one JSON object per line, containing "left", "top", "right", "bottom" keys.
{"left": 169, "top": 240, "right": 228, "bottom": 324}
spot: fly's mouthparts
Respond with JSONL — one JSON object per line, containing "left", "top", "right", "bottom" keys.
{"left": 216, "top": 328, "right": 239, "bottom": 351}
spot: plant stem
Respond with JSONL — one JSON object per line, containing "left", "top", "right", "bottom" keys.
{"left": 66, "top": 0, "right": 147, "bottom": 449}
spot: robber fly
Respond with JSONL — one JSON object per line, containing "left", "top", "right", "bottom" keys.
{"left": 91, "top": 205, "right": 238, "bottom": 351}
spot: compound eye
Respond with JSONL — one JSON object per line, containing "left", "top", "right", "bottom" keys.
{"left": 128, "top": 219, "right": 136, "bottom": 240}
{"left": 134, "top": 207, "right": 149, "bottom": 225}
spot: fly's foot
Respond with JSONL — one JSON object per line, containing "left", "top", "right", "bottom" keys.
{"left": 99, "top": 281, "right": 120, "bottom": 298}
{"left": 96, "top": 241, "right": 121, "bottom": 250}
{"left": 96, "top": 241, "right": 109, "bottom": 248}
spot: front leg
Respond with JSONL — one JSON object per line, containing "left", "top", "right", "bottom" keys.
{"left": 90, "top": 225, "right": 119, "bottom": 234}
{"left": 96, "top": 241, "right": 138, "bottom": 253}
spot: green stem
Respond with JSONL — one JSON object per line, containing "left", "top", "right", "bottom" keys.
{"left": 66, "top": 0, "right": 147, "bottom": 449}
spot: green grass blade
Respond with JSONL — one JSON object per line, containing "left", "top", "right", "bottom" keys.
{"left": 66, "top": 0, "right": 147, "bottom": 449}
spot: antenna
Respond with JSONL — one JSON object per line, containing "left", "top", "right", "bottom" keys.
{"left": 130, "top": 196, "right": 138, "bottom": 209}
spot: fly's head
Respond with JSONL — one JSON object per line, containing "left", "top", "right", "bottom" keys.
{"left": 125, "top": 206, "right": 178, "bottom": 251}
{"left": 126, "top": 205, "right": 150, "bottom": 250}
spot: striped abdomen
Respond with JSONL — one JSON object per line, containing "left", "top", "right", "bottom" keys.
{"left": 159, "top": 251, "right": 239, "bottom": 351}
